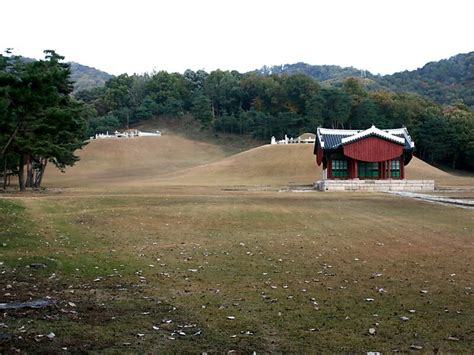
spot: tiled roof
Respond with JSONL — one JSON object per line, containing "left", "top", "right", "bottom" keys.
{"left": 341, "top": 126, "right": 405, "bottom": 145}
{"left": 316, "top": 126, "right": 414, "bottom": 151}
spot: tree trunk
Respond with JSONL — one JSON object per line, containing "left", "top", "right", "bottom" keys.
{"left": 2, "top": 157, "right": 7, "bottom": 190}
{"left": 26, "top": 156, "right": 33, "bottom": 188}
{"left": 35, "top": 158, "right": 47, "bottom": 188}
{"left": 211, "top": 101, "right": 217, "bottom": 119}
{"left": 18, "top": 153, "right": 28, "bottom": 191}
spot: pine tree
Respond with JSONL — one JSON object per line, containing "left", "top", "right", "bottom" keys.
{"left": 0, "top": 50, "right": 88, "bottom": 191}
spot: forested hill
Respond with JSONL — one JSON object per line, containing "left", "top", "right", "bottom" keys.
{"left": 69, "top": 62, "right": 113, "bottom": 92}
{"left": 258, "top": 63, "right": 369, "bottom": 83}
{"left": 258, "top": 52, "right": 474, "bottom": 108}
{"left": 379, "top": 52, "right": 473, "bottom": 108}
{"left": 65, "top": 51, "right": 474, "bottom": 106}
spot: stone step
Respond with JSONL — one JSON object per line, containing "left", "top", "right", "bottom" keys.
{"left": 315, "top": 180, "right": 435, "bottom": 192}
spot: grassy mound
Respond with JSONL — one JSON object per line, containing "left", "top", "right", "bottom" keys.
{"left": 44, "top": 135, "right": 470, "bottom": 189}
{"left": 44, "top": 135, "right": 230, "bottom": 187}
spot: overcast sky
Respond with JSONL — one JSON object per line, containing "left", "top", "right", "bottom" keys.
{"left": 2, "top": 0, "right": 472, "bottom": 76}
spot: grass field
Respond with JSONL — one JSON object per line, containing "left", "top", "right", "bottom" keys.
{"left": 1, "top": 133, "right": 473, "bottom": 353}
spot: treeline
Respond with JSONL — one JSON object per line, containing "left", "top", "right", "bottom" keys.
{"left": 259, "top": 52, "right": 474, "bottom": 110}
{"left": 78, "top": 70, "right": 474, "bottom": 171}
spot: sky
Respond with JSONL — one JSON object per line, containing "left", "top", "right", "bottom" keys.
{"left": 2, "top": 0, "right": 473, "bottom": 76}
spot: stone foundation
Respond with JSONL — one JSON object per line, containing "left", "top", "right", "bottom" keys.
{"left": 315, "top": 179, "right": 435, "bottom": 192}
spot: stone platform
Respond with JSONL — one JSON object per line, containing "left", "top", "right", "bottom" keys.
{"left": 315, "top": 179, "right": 435, "bottom": 192}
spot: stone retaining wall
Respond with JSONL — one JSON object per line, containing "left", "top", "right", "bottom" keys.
{"left": 315, "top": 179, "right": 435, "bottom": 192}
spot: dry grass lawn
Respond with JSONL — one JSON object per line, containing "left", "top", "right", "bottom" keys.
{"left": 2, "top": 134, "right": 473, "bottom": 353}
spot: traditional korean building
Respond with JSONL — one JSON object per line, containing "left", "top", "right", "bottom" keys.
{"left": 314, "top": 125, "right": 414, "bottom": 179}
{"left": 313, "top": 126, "right": 433, "bottom": 191}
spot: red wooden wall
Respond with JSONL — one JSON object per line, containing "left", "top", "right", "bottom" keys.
{"left": 343, "top": 136, "right": 403, "bottom": 162}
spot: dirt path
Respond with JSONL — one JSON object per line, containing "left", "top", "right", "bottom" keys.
{"left": 388, "top": 191, "right": 474, "bottom": 209}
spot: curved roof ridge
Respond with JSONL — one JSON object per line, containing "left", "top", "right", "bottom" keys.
{"left": 318, "top": 128, "right": 359, "bottom": 135}
{"left": 386, "top": 127, "right": 415, "bottom": 148}
{"left": 341, "top": 125, "right": 405, "bottom": 145}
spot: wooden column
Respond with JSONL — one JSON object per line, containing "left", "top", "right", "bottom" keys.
{"left": 387, "top": 160, "right": 391, "bottom": 179}
{"left": 400, "top": 157, "right": 405, "bottom": 179}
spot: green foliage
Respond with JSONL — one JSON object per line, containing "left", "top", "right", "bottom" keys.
{"left": 443, "top": 105, "right": 474, "bottom": 169}
{"left": 321, "top": 88, "right": 351, "bottom": 128}
{"left": 191, "top": 94, "right": 213, "bottom": 126}
{"left": 280, "top": 73, "right": 320, "bottom": 114}
{"left": 87, "top": 113, "right": 120, "bottom": 137}
{"left": 352, "top": 98, "right": 379, "bottom": 129}
{"left": 417, "top": 110, "right": 458, "bottom": 164}
{"left": 0, "top": 50, "right": 89, "bottom": 189}
{"left": 134, "top": 97, "right": 160, "bottom": 121}
{"left": 146, "top": 71, "right": 188, "bottom": 116}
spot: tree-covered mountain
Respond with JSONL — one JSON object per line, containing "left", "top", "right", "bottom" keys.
{"left": 378, "top": 52, "right": 473, "bottom": 108}
{"left": 258, "top": 52, "right": 474, "bottom": 109}
{"left": 258, "top": 63, "right": 369, "bottom": 83}
{"left": 69, "top": 62, "right": 113, "bottom": 93}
